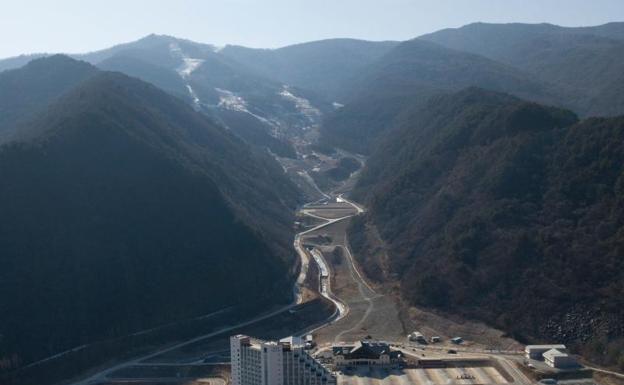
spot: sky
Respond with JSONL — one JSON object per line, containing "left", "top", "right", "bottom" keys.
{"left": 1, "top": 0, "right": 623, "bottom": 58}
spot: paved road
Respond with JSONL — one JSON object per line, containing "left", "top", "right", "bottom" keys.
{"left": 294, "top": 198, "right": 362, "bottom": 332}
{"left": 70, "top": 300, "right": 302, "bottom": 385}
{"left": 72, "top": 219, "right": 327, "bottom": 385}
{"left": 584, "top": 365, "right": 624, "bottom": 379}
{"left": 70, "top": 188, "right": 360, "bottom": 385}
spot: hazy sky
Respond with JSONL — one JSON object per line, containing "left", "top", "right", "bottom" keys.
{"left": 1, "top": 0, "right": 623, "bottom": 58}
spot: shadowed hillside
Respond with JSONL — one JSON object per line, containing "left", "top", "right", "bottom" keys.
{"left": 349, "top": 88, "right": 624, "bottom": 369}
{"left": 421, "top": 22, "right": 624, "bottom": 116}
{"left": 0, "top": 60, "right": 301, "bottom": 372}
{"left": 320, "top": 38, "right": 558, "bottom": 154}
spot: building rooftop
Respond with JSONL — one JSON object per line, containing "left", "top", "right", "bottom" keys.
{"left": 525, "top": 344, "right": 567, "bottom": 351}
{"left": 543, "top": 348, "right": 569, "bottom": 359}
{"left": 280, "top": 336, "right": 305, "bottom": 348}
{"left": 333, "top": 340, "right": 401, "bottom": 360}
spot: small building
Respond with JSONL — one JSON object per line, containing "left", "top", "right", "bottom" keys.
{"left": 525, "top": 344, "right": 567, "bottom": 360}
{"left": 305, "top": 334, "right": 316, "bottom": 349}
{"left": 543, "top": 348, "right": 577, "bottom": 369}
{"left": 431, "top": 336, "right": 441, "bottom": 343}
{"left": 333, "top": 340, "right": 402, "bottom": 368}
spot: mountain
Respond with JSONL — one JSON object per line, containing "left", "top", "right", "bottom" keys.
{"left": 0, "top": 53, "right": 47, "bottom": 73}
{"left": 77, "top": 33, "right": 220, "bottom": 65}
{"left": 320, "top": 38, "right": 558, "bottom": 154}
{"left": 220, "top": 39, "right": 399, "bottom": 102}
{"left": 420, "top": 22, "right": 624, "bottom": 116}
{"left": 0, "top": 57, "right": 301, "bottom": 372}
{"left": 97, "top": 53, "right": 190, "bottom": 100}
{"left": 82, "top": 35, "right": 309, "bottom": 156}
{"left": 419, "top": 22, "right": 624, "bottom": 61}
{"left": 0, "top": 55, "right": 97, "bottom": 140}
{"left": 0, "top": 35, "right": 328, "bottom": 157}
{"left": 348, "top": 88, "right": 624, "bottom": 369}
{"left": 95, "top": 48, "right": 301, "bottom": 158}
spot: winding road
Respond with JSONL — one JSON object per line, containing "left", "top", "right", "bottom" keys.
{"left": 70, "top": 187, "right": 365, "bottom": 385}
{"left": 293, "top": 194, "right": 367, "bottom": 336}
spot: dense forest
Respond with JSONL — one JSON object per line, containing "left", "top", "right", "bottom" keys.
{"left": 320, "top": 22, "right": 624, "bottom": 155}
{"left": 420, "top": 22, "right": 624, "bottom": 117}
{"left": 349, "top": 88, "right": 624, "bottom": 369}
{"left": 2, "top": 20, "right": 624, "bottom": 380}
{"left": 0, "top": 60, "right": 300, "bottom": 371}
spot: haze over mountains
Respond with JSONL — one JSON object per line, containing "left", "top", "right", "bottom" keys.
{"left": 420, "top": 22, "right": 624, "bottom": 116}
{"left": 1, "top": 20, "right": 624, "bottom": 382}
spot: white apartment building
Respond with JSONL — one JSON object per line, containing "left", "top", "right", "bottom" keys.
{"left": 231, "top": 334, "right": 336, "bottom": 385}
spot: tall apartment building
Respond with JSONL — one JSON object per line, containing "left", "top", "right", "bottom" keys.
{"left": 230, "top": 334, "right": 336, "bottom": 385}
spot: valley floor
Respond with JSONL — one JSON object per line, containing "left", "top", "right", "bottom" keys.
{"left": 61, "top": 141, "right": 532, "bottom": 385}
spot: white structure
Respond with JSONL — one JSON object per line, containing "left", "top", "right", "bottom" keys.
{"left": 310, "top": 248, "right": 329, "bottom": 278}
{"left": 543, "top": 348, "right": 577, "bottom": 369}
{"left": 409, "top": 331, "right": 426, "bottom": 343}
{"left": 525, "top": 344, "right": 567, "bottom": 360}
{"left": 230, "top": 334, "right": 336, "bottom": 385}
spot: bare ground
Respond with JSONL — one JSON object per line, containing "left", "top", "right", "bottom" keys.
{"left": 303, "top": 202, "right": 523, "bottom": 353}
{"left": 302, "top": 217, "right": 405, "bottom": 346}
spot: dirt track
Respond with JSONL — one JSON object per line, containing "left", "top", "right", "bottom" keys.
{"left": 299, "top": 202, "right": 405, "bottom": 346}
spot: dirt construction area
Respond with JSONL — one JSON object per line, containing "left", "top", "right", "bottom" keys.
{"left": 300, "top": 208, "right": 406, "bottom": 345}
{"left": 337, "top": 364, "right": 511, "bottom": 385}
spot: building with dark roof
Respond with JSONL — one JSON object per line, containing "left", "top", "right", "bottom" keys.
{"left": 332, "top": 341, "right": 403, "bottom": 368}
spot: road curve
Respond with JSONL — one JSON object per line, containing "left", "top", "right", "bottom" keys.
{"left": 71, "top": 196, "right": 364, "bottom": 385}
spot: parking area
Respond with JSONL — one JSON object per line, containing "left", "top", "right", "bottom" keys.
{"left": 337, "top": 365, "right": 511, "bottom": 385}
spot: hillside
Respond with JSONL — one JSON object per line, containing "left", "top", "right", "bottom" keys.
{"left": 420, "top": 22, "right": 624, "bottom": 116}
{"left": 0, "top": 55, "right": 97, "bottom": 140}
{"left": 0, "top": 34, "right": 322, "bottom": 157}
{"left": 97, "top": 53, "right": 190, "bottom": 100}
{"left": 0, "top": 61, "right": 301, "bottom": 372}
{"left": 0, "top": 53, "right": 47, "bottom": 73}
{"left": 349, "top": 88, "right": 624, "bottom": 368}
{"left": 85, "top": 35, "right": 312, "bottom": 156}
{"left": 320, "top": 39, "right": 557, "bottom": 154}
{"left": 220, "top": 39, "right": 399, "bottom": 102}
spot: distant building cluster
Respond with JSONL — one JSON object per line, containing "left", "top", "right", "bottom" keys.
{"left": 525, "top": 344, "right": 578, "bottom": 369}
{"left": 230, "top": 334, "right": 336, "bottom": 385}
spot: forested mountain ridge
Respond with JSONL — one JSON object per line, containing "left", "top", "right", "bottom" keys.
{"left": 0, "top": 59, "right": 300, "bottom": 371}
{"left": 349, "top": 88, "right": 624, "bottom": 368}
{"left": 320, "top": 38, "right": 559, "bottom": 154}
{"left": 83, "top": 34, "right": 316, "bottom": 158}
{"left": 220, "top": 38, "right": 399, "bottom": 102}
{"left": 420, "top": 22, "right": 624, "bottom": 117}
{"left": 0, "top": 35, "right": 328, "bottom": 157}
{"left": 0, "top": 55, "right": 98, "bottom": 140}
{"left": 1, "top": 20, "right": 624, "bottom": 377}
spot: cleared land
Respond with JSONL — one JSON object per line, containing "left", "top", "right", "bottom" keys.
{"left": 300, "top": 205, "right": 405, "bottom": 345}
{"left": 337, "top": 364, "right": 511, "bottom": 385}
